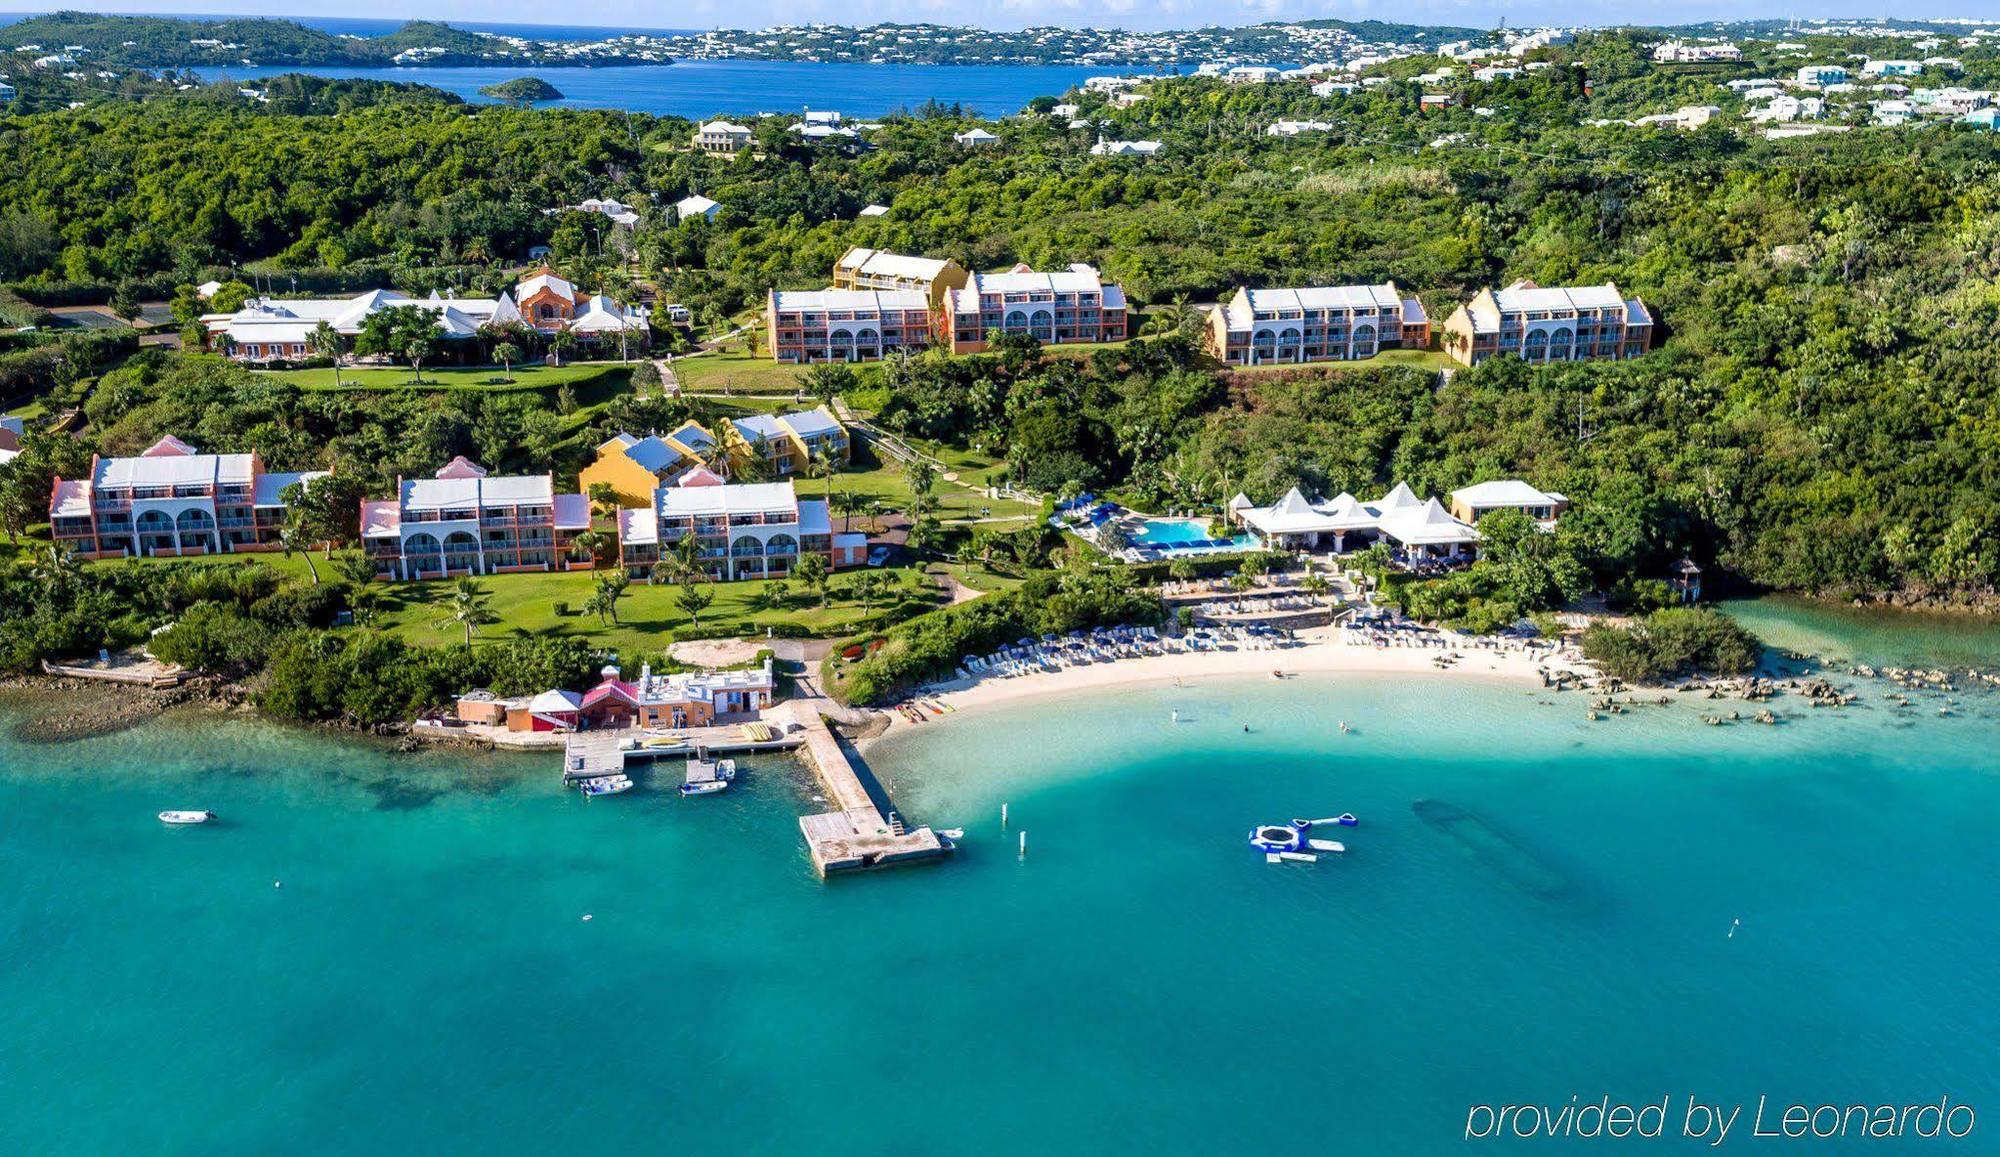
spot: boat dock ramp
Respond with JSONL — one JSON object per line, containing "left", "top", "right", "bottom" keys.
{"left": 560, "top": 699, "right": 952, "bottom": 878}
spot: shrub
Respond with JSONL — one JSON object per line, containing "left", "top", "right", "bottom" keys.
{"left": 1580, "top": 608, "right": 1763, "bottom": 684}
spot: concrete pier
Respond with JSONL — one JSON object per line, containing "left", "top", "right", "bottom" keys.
{"left": 773, "top": 699, "right": 951, "bottom": 878}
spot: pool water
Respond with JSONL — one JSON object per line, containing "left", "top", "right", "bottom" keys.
{"left": 1130, "top": 519, "right": 1252, "bottom": 549}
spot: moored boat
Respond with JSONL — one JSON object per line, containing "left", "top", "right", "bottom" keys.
{"left": 158, "top": 810, "right": 215, "bottom": 825}
{"left": 678, "top": 779, "right": 729, "bottom": 796}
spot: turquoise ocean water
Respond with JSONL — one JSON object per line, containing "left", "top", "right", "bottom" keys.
{"left": 190, "top": 60, "right": 1115, "bottom": 118}
{"left": 2, "top": 609, "right": 1998, "bottom": 1154}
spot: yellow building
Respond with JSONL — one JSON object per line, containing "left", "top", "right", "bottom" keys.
{"left": 722, "top": 407, "right": 851, "bottom": 478}
{"left": 578, "top": 422, "right": 723, "bottom": 508}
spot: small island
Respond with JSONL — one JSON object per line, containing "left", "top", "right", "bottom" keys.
{"left": 479, "top": 77, "right": 564, "bottom": 104}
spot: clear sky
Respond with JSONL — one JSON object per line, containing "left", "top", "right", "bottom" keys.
{"left": 0, "top": 1, "right": 1991, "bottom": 34}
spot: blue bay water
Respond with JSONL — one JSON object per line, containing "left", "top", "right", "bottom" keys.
{"left": 2, "top": 640, "right": 1997, "bottom": 1153}
{"left": 188, "top": 59, "right": 1113, "bottom": 118}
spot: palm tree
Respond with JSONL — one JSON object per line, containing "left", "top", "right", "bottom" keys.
{"left": 805, "top": 446, "right": 836, "bottom": 501}
{"left": 432, "top": 576, "right": 497, "bottom": 648}
{"left": 492, "top": 340, "right": 522, "bottom": 382}
{"left": 309, "top": 321, "right": 348, "bottom": 387}
{"left": 587, "top": 482, "right": 621, "bottom": 523}
{"left": 550, "top": 328, "right": 578, "bottom": 367}
{"left": 31, "top": 544, "right": 81, "bottom": 597}
{"left": 1300, "top": 570, "right": 1330, "bottom": 606}
{"left": 832, "top": 488, "right": 868, "bottom": 533}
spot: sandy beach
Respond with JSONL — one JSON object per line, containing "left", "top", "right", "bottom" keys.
{"left": 863, "top": 626, "right": 1588, "bottom": 745}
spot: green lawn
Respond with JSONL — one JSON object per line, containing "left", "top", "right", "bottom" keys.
{"left": 814, "top": 462, "right": 1042, "bottom": 526}
{"left": 672, "top": 348, "right": 812, "bottom": 395}
{"left": 255, "top": 362, "right": 633, "bottom": 393}
{"left": 368, "top": 563, "right": 944, "bottom": 653}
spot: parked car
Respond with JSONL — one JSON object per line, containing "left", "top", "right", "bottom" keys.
{"left": 866, "top": 545, "right": 892, "bottom": 567}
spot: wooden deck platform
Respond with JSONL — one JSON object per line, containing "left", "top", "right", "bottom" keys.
{"left": 774, "top": 699, "right": 952, "bottom": 878}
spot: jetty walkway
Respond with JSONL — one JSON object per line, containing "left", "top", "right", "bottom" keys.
{"left": 548, "top": 696, "right": 949, "bottom": 879}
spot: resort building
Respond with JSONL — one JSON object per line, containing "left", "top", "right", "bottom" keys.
{"left": 725, "top": 407, "right": 850, "bottom": 478}
{"left": 1441, "top": 280, "right": 1653, "bottom": 367}
{"left": 764, "top": 288, "right": 934, "bottom": 364}
{"left": 942, "top": 263, "right": 1129, "bottom": 353}
{"left": 1652, "top": 40, "right": 1742, "bottom": 63}
{"left": 201, "top": 269, "right": 645, "bottom": 361}
{"left": 616, "top": 477, "right": 866, "bottom": 582}
{"left": 578, "top": 423, "right": 727, "bottom": 507}
{"left": 48, "top": 436, "right": 326, "bottom": 559}
{"left": 831, "top": 248, "right": 971, "bottom": 311}
{"left": 462, "top": 659, "right": 777, "bottom": 733}
{"left": 360, "top": 456, "right": 593, "bottom": 580}
{"left": 693, "top": 120, "right": 753, "bottom": 153}
{"left": 1447, "top": 480, "right": 1568, "bottom": 527}
{"left": 1204, "top": 283, "right": 1430, "bottom": 366}
{"left": 1231, "top": 481, "right": 1481, "bottom": 564}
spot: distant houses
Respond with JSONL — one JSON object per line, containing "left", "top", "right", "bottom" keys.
{"left": 1090, "top": 138, "right": 1163, "bottom": 157}
{"left": 49, "top": 436, "right": 326, "bottom": 559}
{"left": 674, "top": 194, "right": 722, "bottom": 222}
{"left": 1441, "top": 280, "right": 1653, "bottom": 367}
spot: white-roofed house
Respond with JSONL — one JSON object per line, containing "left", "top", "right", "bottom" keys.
{"left": 953, "top": 127, "right": 1000, "bottom": 148}
{"left": 617, "top": 477, "right": 866, "bottom": 582}
{"left": 1448, "top": 480, "right": 1568, "bottom": 528}
{"left": 693, "top": 119, "right": 754, "bottom": 154}
{"left": 674, "top": 195, "right": 722, "bottom": 222}
{"left": 47, "top": 435, "right": 329, "bottom": 559}
{"left": 1232, "top": 480, "right": 1479, "bottom": 565}
{"left": 1442, "top": 279, "right": 1653, "bottom": 367}
{"left": 1204, "top": 283, "right": 1430, "bottom": 366}
{"left": 943, "top": 262, "right": 1130, "bottom": 353}
{"left": 765, "top": 288, "right": 935, "bottom": 364}
{"left": 1089, "top": 137, "right": 1163, "bottom": 157}
{"left": 830, "top": 247, "right": 970, "bottom": 310}
{"left": 857, "top": 203, "right": 891, "bottom": 218}
{"left": 360, "top": 457, "right": 592, "bottom": 581}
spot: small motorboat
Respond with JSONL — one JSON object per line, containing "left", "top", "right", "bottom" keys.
{"left": 579, "top": 776, "right": 633, "bottom": 797}
{"left": 158, "top": 810, "right": 215, "bottom": 825}
{"left": 678, "top": 779, "right": 729, "bottom": 796}
{"left": 938, "top": 828, "right": 965, "bottom": 840}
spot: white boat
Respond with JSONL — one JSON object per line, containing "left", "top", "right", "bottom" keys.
{"left": 158, "top": 810, "right": 214, "bottom": 825}
{"left": 938, "top": 828, "right": 965, "bottom": 840}
{"left": 579, "top": 776, "right": 633, "bottom": 797}
{"left": 678, "top": 779, "right": 729, "bottom": 796}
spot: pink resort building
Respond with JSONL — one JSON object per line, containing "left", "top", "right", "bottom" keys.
{"left": 943, "top": 263, "right": 1129, "bottom": 353}
{"left": 48, "top": 436, "right": 326, "bottom": 559}
{"left": 616, "top": 474, "right": 866, "bottom": 582}
{"left": 361, "top": 456, "right": 593, "bottom": 580}
{"left": 1204, "top": 283, "right": 1431, "bottom": 365}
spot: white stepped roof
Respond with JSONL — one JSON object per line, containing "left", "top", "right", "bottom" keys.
{"left": 658, "top": 480, "right": 798, "bottom": 518}
{"left": 836, "top": 247, "right": 952, "bottom": 282}
{"left": 1449, "top": 480, "right": 1566, "bottom": 508}
{"left": 95, "top": 451, "right": 254, "bottom": 490}
{"left": 771, "top": 288, "right": 929, "bottom": 313}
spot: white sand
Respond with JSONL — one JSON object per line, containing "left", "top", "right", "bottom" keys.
{"left": 864, "top": 626, "right": 1588, "bottom": 744}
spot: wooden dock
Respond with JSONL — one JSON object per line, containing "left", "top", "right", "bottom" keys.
{"left": 557, "top": 701, "right": 950, "bottom": 878}
{"left": 561, "top": 725, "right": 802, "bottom": 782}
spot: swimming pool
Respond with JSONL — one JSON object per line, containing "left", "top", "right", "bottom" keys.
{"left": 1129, "top": 519, "right": 1255, "bottom": 550}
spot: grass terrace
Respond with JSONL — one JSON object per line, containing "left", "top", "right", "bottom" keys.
{"left": 672, "top": 347, "right": 815, "bottom": 395}
{"left": 1223, "top": 347, "right": 1456, "bottom": 374}
{"left": 254, "top": 362, "right": 634, "bottom": 393}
